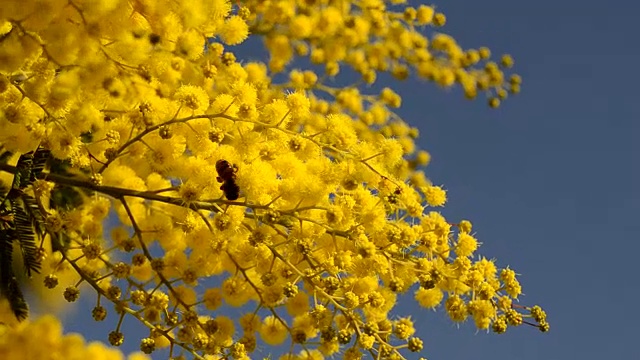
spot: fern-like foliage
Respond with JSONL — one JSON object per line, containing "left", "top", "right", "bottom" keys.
{"left": 0, "top": 147, "right": 51, "bottom": 321}
{"left": 29, "top": 148, "right": 50, "bottom": 183}
{"left": 9, "top": 194, "right": 42, "bottom": 276}
{"left": 0, "top": 181, "right": 7, "bottom": 200}
{"left": 0, "top": 206, "right": 30, "bottom": 321}
{"left": 10, "top": 152, "right": 34, "bottom": 190}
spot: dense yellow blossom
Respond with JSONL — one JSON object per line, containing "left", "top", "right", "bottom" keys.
{"left": 0, "top": 315, "right": 151, "bottom": 360}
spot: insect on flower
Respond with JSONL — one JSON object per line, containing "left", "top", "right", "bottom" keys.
{"left": 215, "top": 159, "right": 240, "bottom": 200}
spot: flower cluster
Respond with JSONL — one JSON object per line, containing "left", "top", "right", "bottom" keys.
{"left": 246, "top": 0, "right": 520, "bottom": 107}
{"left": 0, "top": 0, "right": 545, "bottom": 359}
{"left": 0, "top": 312, "right": 149, "bottom": 360}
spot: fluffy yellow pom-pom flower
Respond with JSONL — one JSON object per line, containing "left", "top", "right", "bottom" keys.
{"left": 415, "top": 287, "right": 444, "bottom": 308}
{"left": 422, "top": 185, "right": 447, "bottom": 207}
{"left": 455, "top": 233, "right": 479, "bottom": 257}
{"left": 219, "top": 15, "right": 249, "bottom": 45}
{"left": 174, "top": 85, "right": 210, "bottom": 114}
{"left": 259, "top": 316, "right": 288, "bottom": 345}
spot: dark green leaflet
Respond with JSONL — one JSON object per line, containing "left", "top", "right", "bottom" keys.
{"left": 10, "top": 152, "right": 33, "bottom": 190}
{"left": 0, "top": 181, "right": 7, "bottom": 200}
{"left": 0, "top": 147, "right": 51, "bottom": 321}
{"left": 18, "top": 193, "right": 46, "bottom": 238}
{"left": 0, "top": 213, "right": 29, "bottom": 321}
{"left": 8, "top": 193, "right": 42, "bottom": 276}
{"left": 29, "top": 147, "right": 50, "bottom": 183}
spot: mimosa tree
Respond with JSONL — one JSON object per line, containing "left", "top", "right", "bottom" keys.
{"left": 0, "top": 0, "right": 546, "bottom": 359}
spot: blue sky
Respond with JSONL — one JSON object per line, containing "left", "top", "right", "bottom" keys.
{"left": 399, "top": 0, "right": 639, "bottom": 359}
{"left": 53, "top": 0, "right": 639, "bottom": 359}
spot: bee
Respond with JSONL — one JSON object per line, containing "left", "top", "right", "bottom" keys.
{"left": 215, "top": 159, "right": 237, "bottom": 183}
{"left": 220, "top": 179, "right": 240, "bottom": 201}
{"left": 215, "top": 160, "right": 240, "bottom": 200}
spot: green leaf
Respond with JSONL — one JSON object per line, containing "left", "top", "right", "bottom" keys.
{"left": 0, "top": 228, "right": 29, "bottom": 321}
{"left": 19, "top": 194, "right": 46, "bottom": 237}
{"left": 0, "top": 149, "right": 12, "bottom": 164}
{"left": 0, "top": 180, "right": 7, "bottom": 199}
{"left": 11, "top": 152, "right": 34, "bottom": 190}
{"left": 9, "top": 196, "right": 41, "bottom": 276}
{"left": 9, "top": 147, "right": 50, "bottom": 190}
{"left": 29, "top": 147, "right": 51, "bottom": 182}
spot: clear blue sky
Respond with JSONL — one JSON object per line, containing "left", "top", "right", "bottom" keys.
{"left": 400, "top": 1, "right": 639, "bottom": 359}
{"left": 54, "top": 0, "right": 639, "bottom": 359}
